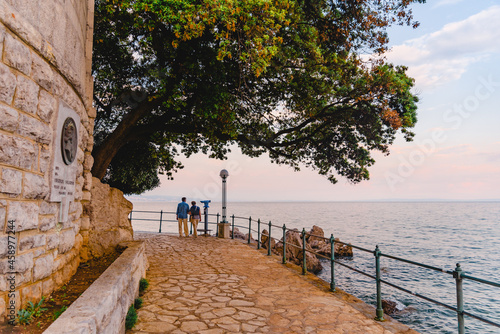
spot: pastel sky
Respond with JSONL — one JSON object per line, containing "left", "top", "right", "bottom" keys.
{"left": 131, "top": 0, "right": 500, "bottom": 202}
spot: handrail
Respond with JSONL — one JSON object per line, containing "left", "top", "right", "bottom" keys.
{"left": 379, "top": 278, "right": 458, "bottom": 312}
{"left": 129, "top": 209, "right": 500, "bottom": 333}
{"left": 131, "top": 218, "right": 176, "bottom": 222}
{"left": 380, "top": 252, "right": 454, "bottom": 274}
{"left": 461, "top": 273, "right": 500, "bottom": 288}
{"left": 131, "top": 210, "right": 171, "bottom": 213}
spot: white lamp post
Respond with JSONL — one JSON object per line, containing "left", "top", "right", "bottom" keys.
{"left": 219, "top": 169, "right": 229, "bottom": 223}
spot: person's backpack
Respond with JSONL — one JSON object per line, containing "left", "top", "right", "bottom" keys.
{"left": 191, "top": 206, "right": 200, "bottom": 216}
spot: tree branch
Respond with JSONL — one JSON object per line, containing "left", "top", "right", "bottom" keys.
{"left": 91, "top": 95, "right": 166, "bottom": 179}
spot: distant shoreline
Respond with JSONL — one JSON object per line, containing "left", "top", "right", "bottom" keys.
{"left": 127, "top": 197, "right": 500, "bottom": 203}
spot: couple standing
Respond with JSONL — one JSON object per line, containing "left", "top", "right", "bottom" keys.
{"left": 176, "top": 197, "right": 201, "bottom": 237}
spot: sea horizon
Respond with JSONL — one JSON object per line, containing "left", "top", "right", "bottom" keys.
{"left": 127, "top": 196, "right": 500, "bottom": 203}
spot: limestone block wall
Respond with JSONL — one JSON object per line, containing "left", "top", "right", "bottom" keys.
{"left": 82, "top": 177, "right": 134, "bottom": 261}
{"left": 0, "top": 0, "right": 95, "bottom": 323}
{"left": 44, "top": 241, "right": 148, "bottom": 334}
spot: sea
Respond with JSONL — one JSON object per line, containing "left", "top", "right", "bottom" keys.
{"left": 129, "top": 200, "right": 500, "bottom": 334}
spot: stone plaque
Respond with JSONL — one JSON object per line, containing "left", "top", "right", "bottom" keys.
{"left": 61, "top": 117, "right": 78, "bottom": 165}
{"left": 49, "top": 101, "right": 80, "bottom": 222}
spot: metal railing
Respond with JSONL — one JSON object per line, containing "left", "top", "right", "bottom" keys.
{"left": 129, "top": 210, "right": 222, "bottom": 234}
{"left": 129, "top": 210, "right": 500, "bottom": 334}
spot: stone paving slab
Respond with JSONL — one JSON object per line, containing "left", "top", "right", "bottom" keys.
{"left": 128, "top": 233, "right": 418, "bottom": 334}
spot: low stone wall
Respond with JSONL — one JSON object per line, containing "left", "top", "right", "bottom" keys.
{"left": 81, "top": 177, "right": 134, "bottom": 261}
{"left": 43, "top": 241, "right": 148, "bottom": 334}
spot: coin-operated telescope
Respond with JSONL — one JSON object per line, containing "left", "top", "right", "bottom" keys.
{"left": 200, "top": 200, "right": 211, "bottom": 235}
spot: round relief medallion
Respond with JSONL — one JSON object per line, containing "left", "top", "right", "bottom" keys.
{"left": 61, "top": 117, "right": 78, "bottom": 165}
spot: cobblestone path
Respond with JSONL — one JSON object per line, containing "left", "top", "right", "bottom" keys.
{"left": 128, "top": 233, "right": 417, "bottom": 334}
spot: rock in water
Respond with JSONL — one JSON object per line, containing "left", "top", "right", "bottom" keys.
{"left": 382, "top": 299, "right": 406, "bottom": 315}
{"left": 307, "top": 225, "right": 325, "bottom": 243}
{"left": 260, "top": 229, "right": 268, "bottom": 246}
{"left": 297, "top": 250, "right": 323, "bottom": 274}
{"left": 277, "top": 229, "right": 323, "bottom": 274}
{"left": 260, "top": 229, "right": 275, "bottom": 249}
{"left": 314, "top": 238, "right": 353, "bottom": 258}
{"left": 257, "top": 224, "right": 351, "bottom": 274}
{"left": 231, "top": 227, "right": 246, "bottom": 240}
{"left": 315, "top": 242, "right": 332, "bottom": 257}
{"left": 285, "top": 229, "right": 303, "bottom": 259}
{"left": 334, "top": 239, "right": 353, "bottom": 257}
{"left": 382, "top": 299, "right": 398, "bottom": 315}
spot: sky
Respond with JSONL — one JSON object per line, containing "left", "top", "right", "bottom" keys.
{"left": 130, "top": 0, "right": 500, "bottom": 203}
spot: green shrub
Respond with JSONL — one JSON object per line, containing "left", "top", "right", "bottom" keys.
{"left": 52, "top": 305, "right": 68, "bottom": 320}
{"left": 139, "top": 278, "right": 149, "bottom": 294}
{"left": 17, "top": 309, "right": 33, "bottom": 325}
{"left": 134, "top": 298, "right": 143, "bottom": 309}
{"left": 32, "top": 297, "right": 48, "bottom": 318}
{"left": 125, "top": 305, "right": 138, "bottom": 330}
{"left": 17, "top": 297, "right": 48, "bottom": 325}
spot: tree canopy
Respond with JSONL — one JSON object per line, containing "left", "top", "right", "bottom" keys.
{"left": 92, "top": 0, "right": 424, "bottom": 195}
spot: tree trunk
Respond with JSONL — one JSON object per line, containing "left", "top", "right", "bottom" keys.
{"left": 91, "top": 98, "right": 161, "bottom": 179}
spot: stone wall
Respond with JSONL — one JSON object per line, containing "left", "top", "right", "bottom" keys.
{"left": 44, "top": 241, "right": 148, "bottom": 334}
{"left": 0, "top": 0, "right": 95, "bottom": 323}
{"left": 82, "top": 177, "right": 134, "bottom": 261}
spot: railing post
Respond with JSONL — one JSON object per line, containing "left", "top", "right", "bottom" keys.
{"left": 202, "top": 204, "right": 209, "bottom": 235}
{"left": 257, "top": 219, "right": 261, "bottom": 250}
{"left": 248, "top": 217, "right": 252, "bottom": 244}
{"left": 330, "top": 234, "right": 335, "bottom": 292}
{"left": 374, "top": 245, "right": 384, "bottom": 321}
{"left": 267, "top": 221, "right": 272, "bottom": 256}
{"left": 216, "top": 213, "right": 220, "bottom": 237}
{"left": 282, "top": 224, "right": 287, "bottom": 264}
{"left": 159, "top": 210, "right": 163, "bottom": 233}
{"left": 129, "top": 210, "right": 133, "bottom": 222}
{"left": 301, "top": 228, "right": 307, "bottom": 275}
{"left": 231, "top": 215, "right": 235, "bottom": 239}
{"left": 454, "top": 263, "right": 465, "bottom": 334}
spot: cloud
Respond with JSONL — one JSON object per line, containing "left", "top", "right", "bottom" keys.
{"left": 426, "top": 126, "right": 454, "bottom": 134}
{"left": 435, "top": 144, "right": 472, "bottom": 156}
{"left": 406, "top": 57, "right": 480, "bottom": 89}
{"left": 387, "top": 6, "right": 500, "bottom": 89}
{"left": 433, "top": 0, "right": 465, "bottom": 8}
{"left": 487, "top": 154, "right": 500, "bottom": 163}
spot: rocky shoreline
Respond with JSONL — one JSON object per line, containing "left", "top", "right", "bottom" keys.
{"left": 232, "top": 225, "right": 353, "bottom": 274}
{"left": 232, "top": 226, "right": 416, "bottom": 316}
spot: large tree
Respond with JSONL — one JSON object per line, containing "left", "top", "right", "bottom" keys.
{"left": 92, "top": 0, "right": 424, "bottom": 194}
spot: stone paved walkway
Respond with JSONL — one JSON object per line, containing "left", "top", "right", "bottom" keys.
{"left": 128, "top": 233, "right": 418, "bottom": 334}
